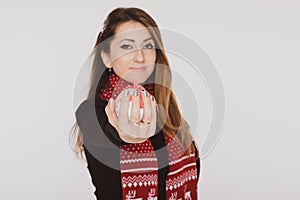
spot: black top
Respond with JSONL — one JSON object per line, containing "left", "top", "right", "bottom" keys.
{"left": 75, "top": 98, "right": 201, "bottom": 199}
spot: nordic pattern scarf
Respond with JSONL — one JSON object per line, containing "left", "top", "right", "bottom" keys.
{"left": 99, "top": 71, "right": 198, "bottom": 200}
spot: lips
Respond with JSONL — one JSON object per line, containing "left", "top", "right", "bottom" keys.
{"left": 131, "top": 66, "right": 146, "bottom": 71}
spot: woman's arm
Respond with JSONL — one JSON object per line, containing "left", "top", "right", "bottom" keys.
{"left": 192, "top": 140, "right": 201, "bottom": 182}
{"left": 83, "top": 145, "right": 123, "bottom": 199}
{"left": 75, "top": 99, "right": 130, "bottom": 147}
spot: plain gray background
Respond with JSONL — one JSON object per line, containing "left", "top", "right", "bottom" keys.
{"left": 1, "top": 0, "right": 299, "bottom": 199}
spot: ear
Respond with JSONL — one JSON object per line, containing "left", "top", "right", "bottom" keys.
{"left": 101, "top": 51, "right": 112, "bottom": 69}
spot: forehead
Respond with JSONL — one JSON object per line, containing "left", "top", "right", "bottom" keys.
{"left": 114, "top": 21, "right": 152, "bottom": 41}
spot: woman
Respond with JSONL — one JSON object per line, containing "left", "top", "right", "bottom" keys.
{"left": 71, "top": 7, "right": 201, "bottom": 199}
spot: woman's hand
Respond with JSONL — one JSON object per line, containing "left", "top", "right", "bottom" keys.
{"left": 105, "top": 89, "right": 157, "bottom": 143}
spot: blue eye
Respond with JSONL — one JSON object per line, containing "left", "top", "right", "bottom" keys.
{"left": 120, "top": 44, "right": 133, "bottom": 49}
{"left": 144, "top": 43, "right": 154, "bottom": 49}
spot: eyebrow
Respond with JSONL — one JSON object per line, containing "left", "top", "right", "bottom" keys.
{"left": 119, "top": 37, "right": 153, "bottom": 43}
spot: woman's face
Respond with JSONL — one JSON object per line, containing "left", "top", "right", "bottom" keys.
{"left": 102, "top": 21, "right": 156, "bottom": 84}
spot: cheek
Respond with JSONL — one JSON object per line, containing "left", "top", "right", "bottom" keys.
{"left": 146, "top": 51, "right": 156, "bottom": 73}
{"left": 111, "top": 52, "right": 133, "bottom": 69}
{"left": 112, "top": 56, "right": 130, "bottom": 66}
{"left": 110, "top": 49, "right": 131, "bottom": 64}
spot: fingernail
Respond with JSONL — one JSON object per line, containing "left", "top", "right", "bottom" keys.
{"left": 125, "top": 90, "right": 129, "bottom": 96}
{"left": 150, "top": 95, "right": 155, "bottom": 101}
{"left": 108, "top": 98, "right": 112, "bottom": 104}
{"left": 133, "top": 90, "right": 138, "bottom": 96}
{"left": 143, "top": 90, "right": 148, "bottom": 97}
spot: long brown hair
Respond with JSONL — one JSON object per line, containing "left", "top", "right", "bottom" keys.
{"left": 69, "top": 7, "right": 198, "bottom": 160}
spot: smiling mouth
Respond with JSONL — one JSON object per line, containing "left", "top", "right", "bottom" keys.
{"left": 131, "top": 67, "right": 146, "bottom": 71}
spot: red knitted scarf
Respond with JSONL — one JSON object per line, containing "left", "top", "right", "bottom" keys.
{"left": 99, "top": 71, "right": 198, "bottom": 199}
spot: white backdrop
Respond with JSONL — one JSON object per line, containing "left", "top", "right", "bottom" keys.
{"left": 1, "top": 0, "right": 299, "bottom": 199}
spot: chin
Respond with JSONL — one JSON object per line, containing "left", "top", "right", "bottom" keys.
{"left": 122, "top": 70, "right": 154, "bottom": 84}
{"left": 129, "top": 76, "right": 148, "bottom": 84}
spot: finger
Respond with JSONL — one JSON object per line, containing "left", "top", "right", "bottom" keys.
{"left": 109, "top": 98, "right": 119, "bottom": 125}
{"left": 148, "top": 95, "right": 157, "bottom": 136}
{"left": 105, "top": 98, "right": 118, "bottom": 128}
{"left": 130, "top": 89, "right": 140, "bottom": 123}
{"left": 142, "top": 90, "right": 151, "bottom": 124}
{"left": 118, "top": 90, "right": 131, "bottom": 133}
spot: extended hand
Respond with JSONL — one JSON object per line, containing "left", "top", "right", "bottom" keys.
{"left": 105, "top": 89, "right": 157, "bottom": 143}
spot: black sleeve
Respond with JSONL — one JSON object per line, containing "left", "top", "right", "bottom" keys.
{"left": 75, "top": 99, "right": 125, "bottom": 199}
{"left": 75, "top": 99, "right": 130, "bottom": 148}
{"left": 83, "top": 145, "right": 123, "bottom": 199}
{"left": 192, "top": 140, "right": 201, "bottom": 182}
{"left": 196, "top": 157, "right": 200, "bottom": 183}
{"left": 94, "top": 98, "right": 130, "bottom": 147}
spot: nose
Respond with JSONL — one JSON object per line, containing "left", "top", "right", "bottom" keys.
{"left": 133, "top": 48, "right": 145, "bottom": 63}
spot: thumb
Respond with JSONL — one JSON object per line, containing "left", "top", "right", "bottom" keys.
{"left": 105, "top": 98, "right": 119, "bottom": 128}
